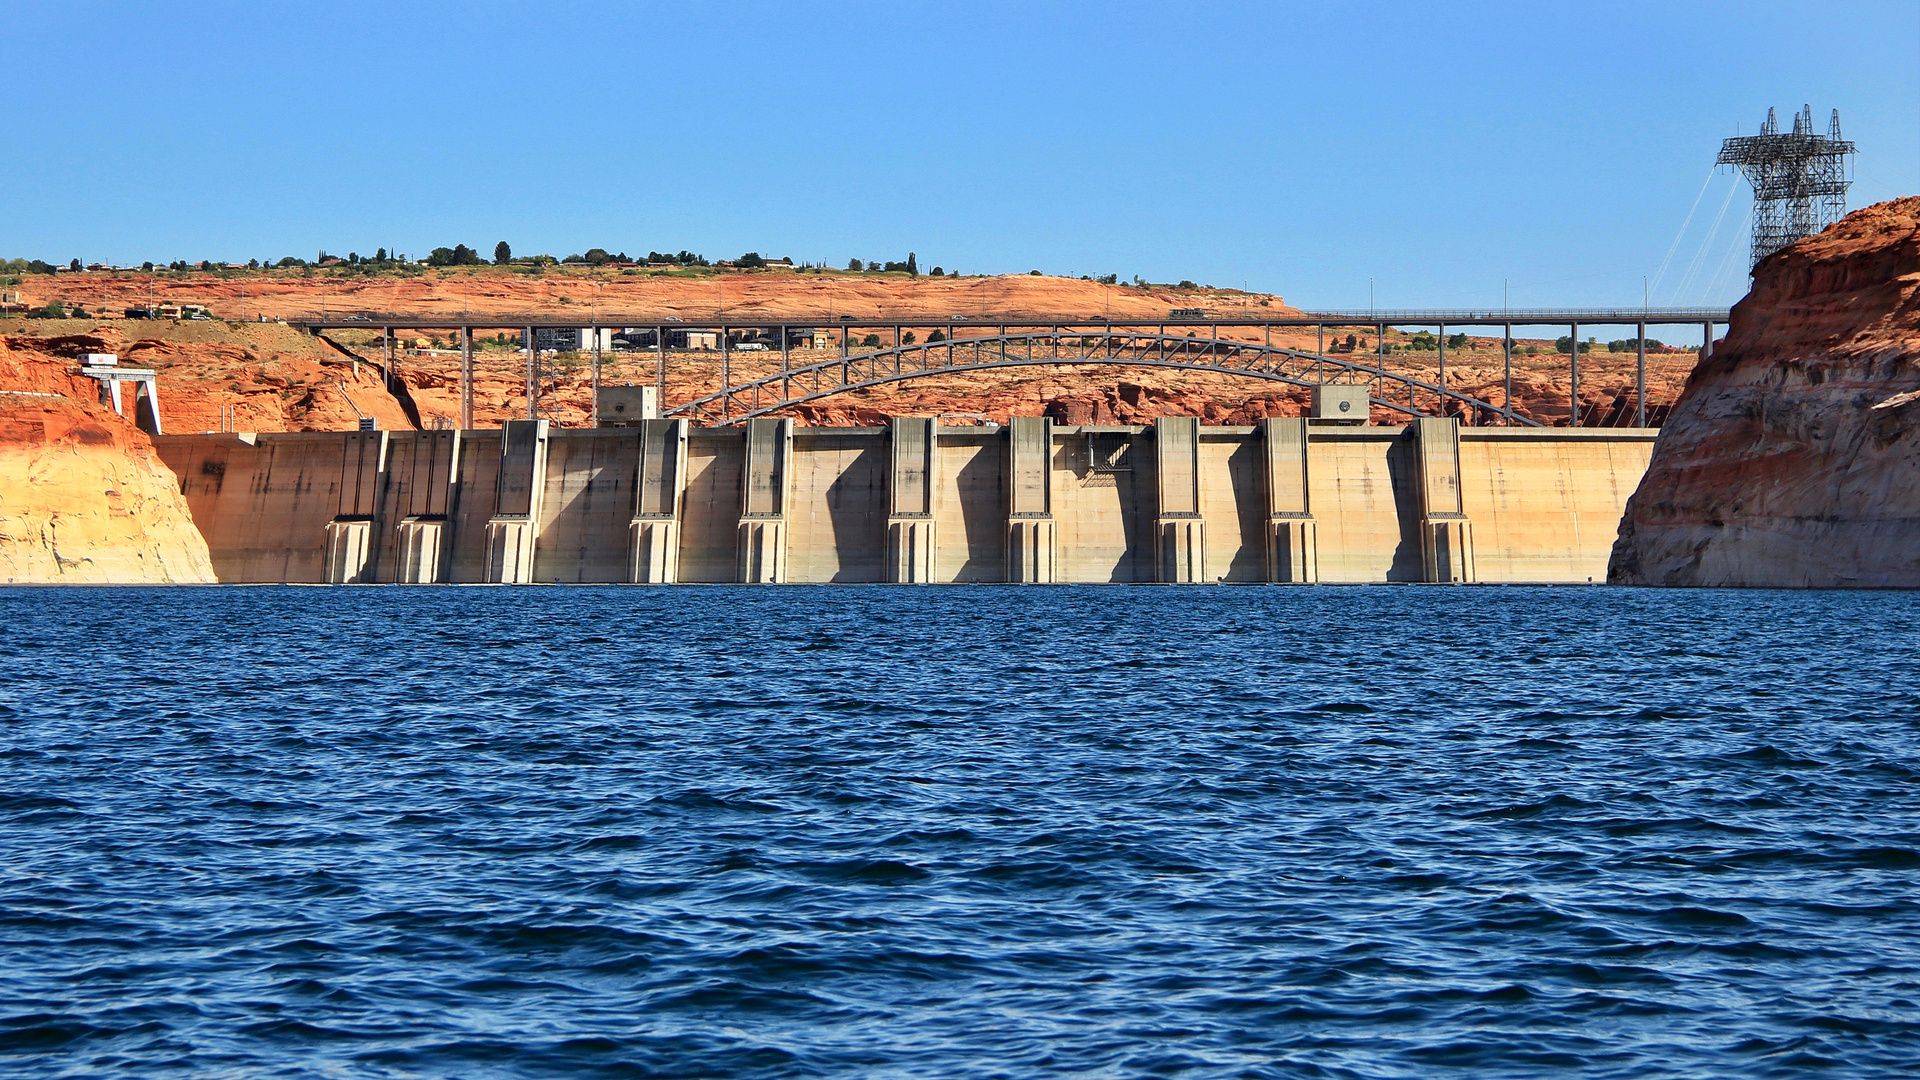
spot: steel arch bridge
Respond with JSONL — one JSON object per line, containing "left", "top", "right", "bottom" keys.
{"left": 663, "top": 329, "right": 1542, "bottom": 426}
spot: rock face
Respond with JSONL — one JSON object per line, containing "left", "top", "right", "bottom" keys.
{"left": 1610, "top": 197, "right": 1920, "bottom": 587}
{"left": 0, "top": 338, "right": 215, "bottom": 583}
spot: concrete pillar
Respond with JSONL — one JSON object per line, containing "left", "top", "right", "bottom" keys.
{"left": 1154, "top": 416, "right": 1206, "bottom": 583}
{"left": 1412, "top": 417, "right": 1475, "bottom": 583}
{"left": 385, "top": 429, "right": 461, "bottom": 583}
{"left": 628, "top": 418, "right": 688, "bottom": 583}
{"left": 460, "top": 327, "right": 474, "bottom": 430}
{"left": 886, "top": 417, "right": 938, "bottom": 583}
{"left": 394, "top": 519, "right": 445, "bottom": 583}
{"left": 525, "top": 325, "right": 537, "bottom": 420}
{"left": 1005, "top": 415, "right": 1056, "bottom": 583}
{"left": 1261, "top": 417, "right": 1317, "bottom": 583}
{"left": 737, "top": 417, "right": 791, "bottom": 583}
{"left": 1570, "top": 321, "right": 1581, "bottom": 426}
{"left": 1636, "top": 322, "right": 1647, "bottom": 427}
{"left": 135, "top": 377, "right": 163, "bottom": 435}
{"left": 324, "top": 429, "right": 388, "bottom": 583}
{"left": 324, "top": 520, "right": 375, "bottom": 584}
{"left": 484, "top": 419, "right": 548, "bottom": 583}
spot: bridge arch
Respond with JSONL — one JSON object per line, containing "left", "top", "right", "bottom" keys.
{"left": 664, "top": 330, "right": 1539, "bottom": 426}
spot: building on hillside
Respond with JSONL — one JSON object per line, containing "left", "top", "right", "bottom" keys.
{"left": 530, "top": 327, "right": 616, "bottom": 352}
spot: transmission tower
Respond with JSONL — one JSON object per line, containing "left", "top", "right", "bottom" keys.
{"left": 1717, "top": 105, "right": 1856, "bottom": 269}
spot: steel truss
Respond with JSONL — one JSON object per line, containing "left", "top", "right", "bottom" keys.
{"left": 1718, "top": 105, "right": 1855, "bottom": 269}
{"left": 664, "top": 330, "right": 1541, "bottom": 426}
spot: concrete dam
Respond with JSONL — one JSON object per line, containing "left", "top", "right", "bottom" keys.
{"left": 151, "top": 416, "right": 1654, "bottom": 584}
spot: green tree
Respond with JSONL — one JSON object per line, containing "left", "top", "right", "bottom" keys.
{"left": 494, "top": 241, "right": 511, "bottom": 265}
{"left": 862, "top": 334, "right": 881, "bottom": 348}
{"left": 429, "top": 245, "right": 483, "bottom": 267}
{"left": 736, "top": 252, "right": 766, "bottom": 269}
{"left": 847, "top": 258, "right": 864, "bottom": 271}
{"left": 1607, "top": 337, "right": 1665, "bottom": 352}
{"left": 906, "top": 252, "right": 918, "bottom": 276}
{"left": 903, "top": 332, "right": 916, "bottom": 345}
{"left": 927, "top": 329, "right": 946, "bottom": 343}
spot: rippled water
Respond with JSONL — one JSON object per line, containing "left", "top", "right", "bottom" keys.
{"left": 5, "top": 585, "right": 1920, "bottom": 1078}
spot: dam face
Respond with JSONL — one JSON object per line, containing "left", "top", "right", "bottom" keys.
{"left": 151, "top": 419, "right": 1655, "bottom": 585}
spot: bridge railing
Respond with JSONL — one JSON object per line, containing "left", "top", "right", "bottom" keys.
{"left": 1299, "top": 308, "right": 1728, "bottom": 322}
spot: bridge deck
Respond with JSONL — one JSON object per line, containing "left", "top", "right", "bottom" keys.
{"left": 288, "top": 308, "right": 1729, "bottom": 332}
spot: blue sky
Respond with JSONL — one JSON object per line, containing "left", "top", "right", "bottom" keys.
{"left": 4, "top": 0, "right": 1914, "bottom": 310}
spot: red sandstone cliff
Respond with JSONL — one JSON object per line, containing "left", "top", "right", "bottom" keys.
{"left": 1610, "top": 197, "right": 1920, "bottom": 587}
{"left": 0, "top": 337, "right": 214, "bottom": 583}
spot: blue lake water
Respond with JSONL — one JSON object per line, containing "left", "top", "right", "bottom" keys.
{"left": 3, "top": 585, "right": 1919, "bottom": 1078}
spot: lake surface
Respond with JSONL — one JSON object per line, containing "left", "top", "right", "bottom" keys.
{"left": 3, "top": 585, "right": 1919, "bottom": 1078}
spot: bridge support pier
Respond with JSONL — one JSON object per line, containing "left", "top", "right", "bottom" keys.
{"left": 886, "top": 417, "right": 938, "bottom": 583}
{"left": 1005, "top": 416, "right": 1056, "bottom": 583}
{"left": 484, "top": 419, "right": 549, "bottom": 583}
{"left": 629, "top": 419, "right": 688, "bottom": 583}
{"left": 737, "top": 418, "right": 791, "bottom": 583}
{"left": 1154, "top": 416, "right": 1207, "bottom": 583}
{"left": 1412, "top": 417, "right": 1475, "bottom": 583}
{"left": 1261, "top": 418, "right": 1318, "bottom": 583}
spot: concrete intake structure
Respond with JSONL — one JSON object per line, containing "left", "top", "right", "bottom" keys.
{"left": 153, "top": 420, "right": 1655, "bottom": 584}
